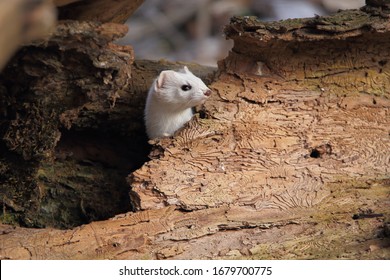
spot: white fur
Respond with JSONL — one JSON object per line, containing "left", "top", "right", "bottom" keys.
{"left": 144, "top": 66, "right": 211, "bottom": 139}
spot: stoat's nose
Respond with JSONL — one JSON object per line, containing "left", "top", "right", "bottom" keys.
{"left": 204, "top": 89, "right": 212, "bottom": 96}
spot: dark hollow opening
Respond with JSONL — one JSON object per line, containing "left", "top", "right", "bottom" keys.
{"left": 309, "top": 144, "right": 332, "bottom": 159}
{"left": 310, "top": 149, "right": 321, "bottom": 158}
{"left": 0, "top": 44, "right": 152, "bottom": 229}
{"left": 0, "top": 125, "right": 151, "bottom": 229}
{"left": 40, "top": 128, "right": 151, "bottom": 229}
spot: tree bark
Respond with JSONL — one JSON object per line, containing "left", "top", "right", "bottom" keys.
{"left": 0, "top": 21, "right": 137, "bottom": 228}
{"left": 1, "top": 4, "right": 390, "bottom": 259}
{"left": 0, "top": 20, "right": 216, "bottom": 229}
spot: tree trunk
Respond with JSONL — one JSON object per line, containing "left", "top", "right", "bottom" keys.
{"left": 0, "top": 4, "right": 389, "bottom": 259}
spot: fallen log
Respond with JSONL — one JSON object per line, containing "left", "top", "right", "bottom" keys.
{"left": 0, "top": 3, "right": 389, "bottom": 259}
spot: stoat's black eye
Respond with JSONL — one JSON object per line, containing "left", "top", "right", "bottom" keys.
{"left": 181, "top": 84, "right": 192, "bottom": 91}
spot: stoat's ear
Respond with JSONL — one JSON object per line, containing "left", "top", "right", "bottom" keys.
{"left": 183, "top": 66, "right": 190, "bottom": 74}
{"left": 155, "top": 70, "right": 169, "bottom": 90}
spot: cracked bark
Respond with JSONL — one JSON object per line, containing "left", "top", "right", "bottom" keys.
{"left": 1, "top": 3, "right": 390, "bottom": 259}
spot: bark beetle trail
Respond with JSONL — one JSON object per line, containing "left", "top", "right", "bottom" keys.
{"left": 131, "top": 5, "right": 390, "bottom": 212}
{"left": 128, "top": 5, "right": 390, "bottom": 258}
{"left": 1, "top": 4, "right": 390, "bottom": 259}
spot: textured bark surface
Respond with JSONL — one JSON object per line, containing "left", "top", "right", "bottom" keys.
{"left": 0, "top": 20, "right": 216, "bottom": 229}
{"left": 132, "top": 7, "right": 390, "bottom": 212}
{"left": 0, "top": 21, "right": 140, "bottom": 228}
{"left": 1, "top": 5, "right": 390, "bottom": 259}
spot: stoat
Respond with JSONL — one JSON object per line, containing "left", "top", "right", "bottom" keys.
{"left": 144, "top": 66, "right": 212, "bottom": 139}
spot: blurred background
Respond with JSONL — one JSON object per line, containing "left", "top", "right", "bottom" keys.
{"left": 118, "top": 0, "right": 365, "bottom": 66}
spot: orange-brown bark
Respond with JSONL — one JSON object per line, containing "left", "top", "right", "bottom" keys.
{"left": 1, "top": 4, "right": 389, "bottom": 260}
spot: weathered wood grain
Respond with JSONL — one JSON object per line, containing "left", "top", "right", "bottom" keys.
{"left": 1, "top": 183, "right": 389, "bottom": 259}
{"left": 131, "top": 6, "right": 390, "bottom": 214}
{"left": 0, "top": 4, "right": 389, "bottom": 260}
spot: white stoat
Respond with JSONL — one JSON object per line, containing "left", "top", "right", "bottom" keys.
{"left": 144, "top": 66, "right": 212, "bottom": 139}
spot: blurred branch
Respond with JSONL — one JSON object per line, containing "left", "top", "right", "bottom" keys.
{"left": 366, "top": 0, "right": 390, "bottom": 7}
{"left": 54, "top": 0, "right": 81, "bottom": 7}
{"left": 0, "top": 0, "right": 56, "bottom": 71}
{"left": 58, "top": 0, "right": 144, "bottom": 23}
{"left": 126, "top": 2, "right": 199, "bottom": 41}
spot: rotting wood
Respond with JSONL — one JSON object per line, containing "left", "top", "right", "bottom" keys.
{"left": 0, "top": 182, "right": 389, "bottom": 259}
{"left": 0, "top": 21, "right": 137, "bottom": 229}
{"left": 1, "top": 3, "right": 390, "bottom": 259}
{"left": 128, "top": 4, "right": 390, "bottom": 258}
{"left": 0, "top": 20, "right": 216, "bottom": 229}
{"left": 131, "top": 4, "right": 390, "bottom": 213}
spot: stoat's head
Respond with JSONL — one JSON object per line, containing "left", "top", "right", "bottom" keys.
{"left": 153, "top": 66, "right": 212, "bottom": 109}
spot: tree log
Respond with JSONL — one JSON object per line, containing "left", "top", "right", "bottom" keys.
{"left": 1, "top": 4, "right": 390, "bottom": 259}
{"left": 131, "top": 5, "right": 390, "bottom": 211}
{"left": 0, "top": 21, "right": 137, "bottom": 228}
{"left": 0, "top": 20, "right": 216, "bottom": 229}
